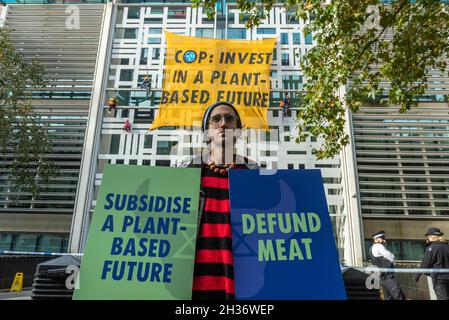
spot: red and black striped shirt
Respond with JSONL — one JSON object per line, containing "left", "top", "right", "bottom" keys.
{"left": 192, "top": 163, "right": 247, "bottom": 300}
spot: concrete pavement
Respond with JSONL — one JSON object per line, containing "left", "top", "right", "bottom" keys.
{"left": 0, "top": 289, "right": 32, "bottom": 300}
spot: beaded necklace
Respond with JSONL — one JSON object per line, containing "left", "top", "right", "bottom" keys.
{"left": 206, "top": 161, "right": 236, "bottom": 176}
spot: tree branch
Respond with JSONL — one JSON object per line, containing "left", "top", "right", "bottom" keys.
{"left": 349, "top": 0, "right": 408, "bottom": 73}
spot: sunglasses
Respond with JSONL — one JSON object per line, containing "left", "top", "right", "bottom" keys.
{"left": 209, "top": 114, "right": 237, "bottom": 125}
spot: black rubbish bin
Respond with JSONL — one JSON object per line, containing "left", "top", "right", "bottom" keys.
{"left": 31, "top": 255, "right": 80, "bottom": 300}
{"left": 342, "top": 267, "right": 380, "bottom": 300}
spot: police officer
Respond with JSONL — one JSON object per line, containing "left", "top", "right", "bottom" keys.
{"left": 414, "top": 228, "right": 449, "bottom": 300}
{"left": 370, "top": 231, "right": 405, "bottom": 300}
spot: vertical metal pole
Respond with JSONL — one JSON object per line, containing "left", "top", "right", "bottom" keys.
{"left": 68, "top": 2, "right": 115, "bottom": 253}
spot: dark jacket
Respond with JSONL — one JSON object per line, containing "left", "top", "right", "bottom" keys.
{"left": 414, "top": 241, "right": 449, "bottom": 281}
{"left": 369, "top": 245, "right": 396, "bottom": 280}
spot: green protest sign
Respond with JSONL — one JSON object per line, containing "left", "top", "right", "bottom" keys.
{"left": 73, "top": 165, "right": 201, "bottom": 300}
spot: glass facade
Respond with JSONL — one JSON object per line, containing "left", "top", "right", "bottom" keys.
{"left": 364, "top": 239, "right": 426, "bottom": 261}
{"left": 227, "top": 28, "right": 246, "bottom": 39}
{"left": 0, "top": 233, "right": 69, "bottom": 253}
{"left": 0, "top": 0, "right": 105, "bottom": 3}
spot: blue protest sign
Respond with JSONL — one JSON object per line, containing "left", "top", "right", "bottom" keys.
{"left": 229, "top": 169, "right": 347, "bottom": 300}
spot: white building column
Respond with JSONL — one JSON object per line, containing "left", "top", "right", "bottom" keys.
{"left": 0, "top": 5, "right": 8, "bottom": 27}
{"left": 339, "top": 86, "right": 365, "bottom": 267}
{"left": 69, "top": 2, "right": 115, "bottom": 253}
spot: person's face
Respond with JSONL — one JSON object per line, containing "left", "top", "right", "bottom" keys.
{"left": 427, "top": 235, "right": 439, "bottom": 242}
{"left": 207, "top": 105, "right": 239, "bottom": 146}
{"left": 375, "top": 237, "right": 386, "bottom": 244}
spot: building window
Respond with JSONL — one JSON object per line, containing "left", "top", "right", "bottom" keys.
{"left": 282, "top": 74, "right": 303, "bottom": 90}
{"left": 281, "top": 33, "right": 289, "bottom": 45}
{"left": 148, "top": 28, "right": 162, "bottom": 35}
{"left": 140, "top": 48, "right": 148, "bottom": 65}
{"left": 150, "top": 7, "right": 164, "bottom": 14}
{"left": 323, "top": 177, "right": 342, "bottom": 184}
{"left": 281, "top": 53, "right": 289, "bottom": 66}
{"left": 144, "top": 18, "right": 163, "bottom": 24}
{"left": 144, "top": 135, "right": 153, "bottom": 148}
{"left": 305, "top": 32, "right": 313, "bottom": 45}
{"left": 124, "top": 28, "right": 137, "bottom": 39}
{"left": 364, "top": 240, "right": 426, "bottom": 261}
{"left": 328, "top": 189, "right": 342, "bottom": 195}
{"left": 148, "top": 38, "right": 161, "bottom": 44}
{"left": 37, "top": 234, "right": 64, "bottom": 253}
{"left": 157, "top": 141, "right": 177, "bottom": 155}
{"left": 257, "top": 28, "right": 276, "bottom": 35}
{"left": 315, "top": 164, "right": 339, "bottom": 168}
{"left": 196, "top": 28, "right": 214, "bottom": 38}
{"left": 120, "top": 69, "right": 134, "bottom": 81}
{"left": 110, "top": 135, "right": 120, "bottom": 154}
{"left": 328, "top": 205, "right": 339, "bottom": 214}
{"left": 168, "top": 8, "right": 186, "bottom": 19}
{"left": 216, "top": 29, "right": 226, "bottom": 39}
{"left": 227, "top": 28, "right": 246, "bottom": 39}
{"left": 117, "top": 90, "right": 130, "bottom": 105}
{"left": 293, "top": 33, "right": 300, "bottom": 44}
{"left": 152, "top": 48, "right": 160, "bottom": 60}
{"left": 1, "top": 233, "right": 69, "bottom": 253}
{"left": 239, "top": 13, "right": 251, "bottom": 24}
{"left": 286, "top": 10, "right": 299, "bottom": 24}
{"left": 287, "top": 150, "right": 306, "bottom": 155}
{"left": 288, "top": 164, "right": 294, "bottom": 169}
{"left": 127, "top": 8, "right": 140, "bottom": 19}
{"left": 263, "top": 151, "right": 277, "bottom": 156}
{"left": 12, "top": 234, "right": 38, "bottom": 251}
{"left": 0, "top": 233, "right": 13, "bottom": 250}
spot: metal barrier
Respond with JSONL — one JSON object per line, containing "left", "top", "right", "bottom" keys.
{"left": 2, "top": 251, "right": 447, "bottom": 299}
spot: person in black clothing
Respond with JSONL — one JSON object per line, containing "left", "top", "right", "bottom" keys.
{"left": 140, "top": 75, "right": 152, "bottom": 90}
{"left": 414, "top": 227, "right": 449, "bottom": 300}
{"left": 369, "top": 231, "right": 405, "bottom": 300}
{"left": 281, "top": 93, "right": 290, "bottom": 117}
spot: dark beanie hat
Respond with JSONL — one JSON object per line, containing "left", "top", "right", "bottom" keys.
{"left": 202, "top": 101, "right": 242, "bottom": 132}
{"left": 425, "top": 228, "right": 444, "bottom": 236}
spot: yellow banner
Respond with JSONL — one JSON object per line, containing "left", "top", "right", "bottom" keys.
{"left": 150, "top": 31, "right": 277, "bottom": 130}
